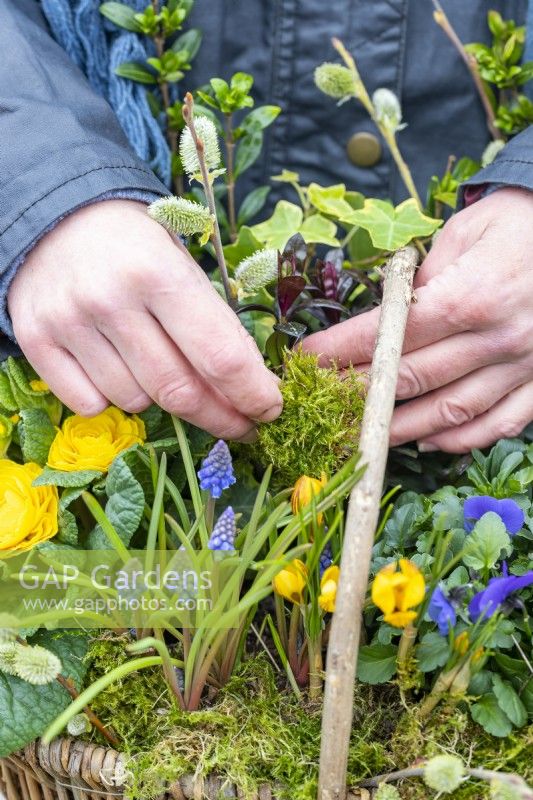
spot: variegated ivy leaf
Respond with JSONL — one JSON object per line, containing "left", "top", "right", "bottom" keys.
{"left": 348, "top": 198, "right": 442, "bottom": 251}
{"left": 250, "top": 200, "right": 339, "bottom": 251}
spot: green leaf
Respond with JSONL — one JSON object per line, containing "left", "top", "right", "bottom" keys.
{"left": 114, "top": 61, "right": 157, "bottom": 84}
{"left": 250, "top": 201, "right": 304, "bottom": 250}
{"left": 99, "top": 2, "right": 142, "bottom": 31}
{"left": 299, "top": 214, "right": 339, "bottom": 247}
{"left": 234, "top": 130, "right": 263, "bottom": 177}
{"left": 492, "top": 673, "right": 528, "bottom": 727}
{"left": 471, "top": 692, "right": 514, "bottom": 737}
{"left": 348, "top": 198, "right": 442, "bottom": 251}
{"left": 307, "top": 183, "right": 356, "bottom": 221}
{"left": 237, "top": 186, "right": 271, "bottom": 226}
{"left": 18, "top": 408, "right": 56, "bottom": 466}
{"left": 33, "top": 468, "right": 102, "bottom": 488}
{"left": 0, "top": 631, "right": 88, "bottom": 757}
{"left": 463, "top": 512, "right": 511, "bottom": 571}
{"left": 223, "top": 226, "right": 264, "bottom": 269}
{"left": 170, "top": 28, "right": 202, "bottom": 59}
{"left": 240, "top": 105, "right": 281, "bottom": 133}
{"left": 87, "top": 455, "right": 145, "bottom": 549}
{"left": 356, "top": 643, "right": 398, "bottom": 684}
{"left": 416, "top": 632, "right": 450, "bottom": 672}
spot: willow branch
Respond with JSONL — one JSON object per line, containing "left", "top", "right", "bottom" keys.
{"left": 318, "top": 245, "right": 419, "bottom": 800}
{"left": 360, "top": 764, "right": 532, "bottom": 791}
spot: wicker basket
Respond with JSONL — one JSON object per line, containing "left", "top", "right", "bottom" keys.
{"left": 0, "top": 739, "right": 375, "bottom": 800}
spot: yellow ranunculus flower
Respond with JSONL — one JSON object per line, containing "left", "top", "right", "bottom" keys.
{"left": 47, "top": 407, "right": 146, "bottom": 473}
{"left": 371, "top": 558, "right": 425, "bottom": 628}
{"left": 291, "top": 473, "right": 327, "bottom": 521}
{"left": 318, "top": 565, "right": 339, "bottom": 613}
{"left": 0, "top": 461, "right": 58, "bottom": 555}
{"left": 273, "top": 559, "right": 308, "bottom": 604}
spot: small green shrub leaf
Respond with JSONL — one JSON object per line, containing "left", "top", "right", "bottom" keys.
{"left": 357, "top": 644, "right": 398, "bottom": 684}
{"left": 492, "top": 674, "right": 528, "bottom": 727}
{"left": 471, "top": 692, "right": 514, "bottom": 737}
{"left": 100, "top": 2, "right": 142, "bottom": 31}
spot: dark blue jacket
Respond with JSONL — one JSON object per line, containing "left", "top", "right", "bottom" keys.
{"left": 1, "top": 0, "right": 532, "bottom": 358}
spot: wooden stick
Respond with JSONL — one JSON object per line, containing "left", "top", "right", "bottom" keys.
{"left": 318, "top": 245, "right": 419, "bottom": 800}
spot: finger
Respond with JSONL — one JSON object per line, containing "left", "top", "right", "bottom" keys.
{"left": 100, "top": 309, "right": 258, "bottom": 441}
{"left": 390, "top": 362, "right": 527, "bottom": 447}
{"left": 394, "top": 331, "right": 503, "bottom": 400}
{"left": 62, "top": 327, "right": 151, "bottom": 413}
{"left": 148, "top": 254, "right": 282, "bottom": 421}
{"left": 17, "top": 337, "right": 108, "bottom": 417}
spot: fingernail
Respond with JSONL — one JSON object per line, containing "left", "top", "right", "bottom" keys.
{"left": 257, "top": 402, "right": 283, "bottom": 423}
{"left": 238, "top": 428, "right": 258, "bottom": 444}
{"left": 418, "top": 441, "right": 438, "bottom": 453}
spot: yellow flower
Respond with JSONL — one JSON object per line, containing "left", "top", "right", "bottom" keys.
{"left": 273, "top": 559, "right": 308, "bottom": 604}
{"left": 371, "top": 559, "right": 425, "bottom": 628}
{"left": 47, "top": 407, "right": 146, "bottom": 473}
{"left": 0, "top": 461, "right": 58, "bottom": 555}
{"left": 10, "top": 415, "right": 20, "bottom": 425}
{"left": 0, "top": 414, "right": 14, "bottom": 458}
{"left": 29, "top": 380, "right": 49, "bottom": 393}
{"left": 318, "top": 565, "right": 339, "bottom": 613}
{"left": 291, "top": 473, "right": 327, "bottom": 522}
{"left": 454, "top": 631, "right": 470, "bottom": 656}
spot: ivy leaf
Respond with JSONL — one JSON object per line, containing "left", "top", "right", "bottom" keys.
{"left": 99, "top": 2, "right": 142, "bottom": 31}
{"left": 492, "top": 674, "right": 528, "bottom": 727}
{"left": 299, "top": 214, "right": 339, "bottom": 247}
{"left": 471, "top": 692, "right": 514, "bottom": 737}
{"left": 251, "top": 201, "right": 304, "bottom": 250}
{"left": 416, "top": 631, "right": 450, "bottom": 672}
{"left": 356, "top": 643, "right": 398, "bottom": 684}
{"left": 114, "top": 61, "right": 157, "bottom": 84}
{"left": 87, "top": 455, "right": 144, "bottom": 549}
{"left": 223, "top": 226, "right": 264, "bottom": 269}
{"left": 18, "top": 409, "right": 56, "bottom": 466}
{"left": 348, "top": 198, "right": 442, "bottom": 251}
{"left": 0, "top": 631, "right": 88, "bottom": 757}
{"left": 463, "top": 512, "right": 511, "bottom": 571}
{"left": 307, "top": 183, "right": 356, "bottom": 220}
{"left": 33, "top": 468, "right": 102, "bottom": 488}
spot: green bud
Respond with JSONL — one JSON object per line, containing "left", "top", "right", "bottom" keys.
{"left": 490, "top": 777, "right": 533, "bottom": 800}
{"left": 13, "top": 644, "right": 62, "bottom": 685}
{"left": 424, "top": 755, "right": 465, "bottom": 794}
{"left": 149, "top": 196, "right": 213, "bottom": 241}
{"left": 372, "top": 88, "right": 406, "bottom": 133}
{"left": 179, "top": 116, "right": 221, "bottom": 176}
{"left": 67, "top": 713, "right": 92, "bottom": 737}
{"left": 314, "top": 63, "right": 356, "bottom": 100}
{"left": 235, "top": 248, "right": 278, "bottom": 292}
{"left": 0, "top": 642, "right": 23, "bottom": 676}
{"left": 481, "top": 139, "right": 506, "bottom": 167}
{"left": 375, "top": 783, "right": 401, "bottom": 800}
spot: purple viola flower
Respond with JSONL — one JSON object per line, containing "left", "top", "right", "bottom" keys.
{"left": 197, "top": 440, "right": 236, "bottom": 499}
{"left": 463, "top": 495, "right": 524, "bottom": 535}
{"left": 208, "top": 507, "right": 236, "bottom": 551}
{"left": 428, "top": 585, "right": 457, "bottom": 636}
{"left": 469, "top": 570, "right": 533, "bottom": 622}
{"left": 319, "top": 543, "right": 333, "bottom": 579}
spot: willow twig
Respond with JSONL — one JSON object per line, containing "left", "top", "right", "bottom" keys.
{"left": 360, "top": 764, "right": 533, "bottom": 792}
{"left": 318, "top": 245, "right": 419, "bottom": 800}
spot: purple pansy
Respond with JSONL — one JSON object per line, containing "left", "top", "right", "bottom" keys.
{"left": 208, "top": 507, "right": 236, "bottom": 551}
{"left": 197, "top": 440, "right": 236, "bottom": 499}
{"left": 428, "top": 586, "right": 457, "bottom": 636}
{"left": 463, "top": 495, "right": 524, "bottom": 535}
{"left": 469, "top": 569, "right": 533, "bottom": 622}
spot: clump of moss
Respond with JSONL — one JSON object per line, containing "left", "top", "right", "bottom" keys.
{"left": 257, "top": 350, "right": 365, "bottom": 484}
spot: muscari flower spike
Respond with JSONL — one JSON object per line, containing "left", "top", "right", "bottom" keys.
{"left": 319, "top": 542, "right": 333, "bottom": 579}
{"left": 235, "top": 248, "right": 278, "bottom": 293}
{"left": 423, "top": 755, "right": 465, "bottom": 794}
{"left": 179, "top": 115, "right": 221, "bottom": 177}
{"left": 148, "top": 196, "right": 213, "bottom": 239}
{"left": 428, "top": 585, "right": 457, "bottom": 636}
{"left": 198, "top": 439, "right": 236, "bottom": 499}
{"left": 469, "top": 568, "right": 533, "bottom": 622}
{"left": 314, "top": 62, "right": 357, "bottom": 100}
{"left": 13, "top": 644, "right": 62, "bottom": 685}
{"left": 464, "top": 495, "right": 524, "bottom": 535}
{"left": 208, "top": 507, "right": 236, "bottom": 551}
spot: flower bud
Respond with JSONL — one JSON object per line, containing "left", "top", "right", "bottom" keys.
{"left": 180, "top": 116, "right": 221, "bottom": 176}
{"left": 273, "top": 559, "right": 308, "bottom": 605}
{"left": 375, "top": 784, "right": 401, "bottom": 800}
{"left": 314, "top": 63, "right": 356, "bottom": 100}
{"left": 67, "top": 714, "right": 92, "bottom": 737}
{"left": 149, "top": 196, "right": 213, "bottom": 241}
{"left": 13, "top": 644, "right": 62, "bottom": 685}
{"left": 0, "top": 642, "right": 23, "bottom": 676}
{"left": 318, "top": 565, "right": 339, "bottom": 613}
{"left": 235, "top": 249, "right": 278, "bottom": 293}
{"left": 424, "top": 755, "right": 465, "bottom": 793}
{"left": 481, "top": 139, "right": 505, "bottom": 168}
{"left": 490, "top": 776, "right": 533, "bottom": 800}
{"left": 372, "top": 88, "right": 406, "bottom": 133}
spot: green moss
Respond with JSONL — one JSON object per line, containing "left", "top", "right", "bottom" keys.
{"left": 257, "top": 350, "right": 365, "bottom": 484}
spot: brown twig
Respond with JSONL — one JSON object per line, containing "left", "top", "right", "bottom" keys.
{"left": 182, "top": 93, "right": 236, "bottom": 309}
{"left": 318, "top": 245, "right": 419, "bottom": 800}
{"left": 360, "top": 764, "right": 533, "bottom": 793}
{"left": 56, "top": 676, "right": 120, "bottom": 748}
{"left": 224, "top": 113, "right": 238, "bottom": 241}
{"left": 431, "top": 0, "right": 503, "bottom": 141}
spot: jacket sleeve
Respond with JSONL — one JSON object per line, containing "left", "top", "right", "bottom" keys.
{"left": 460, "top": 125, "right": 533, "bottom": 203}
{"left": 0, "top": 0, "right": 169, "bottom": 341}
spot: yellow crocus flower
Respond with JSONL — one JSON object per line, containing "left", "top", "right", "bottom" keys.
{"left": 318, "top": 565, "right": 339, "bottom": 613}
{"left": 291, "top": 473, "right": 327, "bottom": 522}
{"left": 273, "top": 559, "right": 308, "bottom": 604}
{"left": 371, "top": 558, "right": 425, "bottom": 628}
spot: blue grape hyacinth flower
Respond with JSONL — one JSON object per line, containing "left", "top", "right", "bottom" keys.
{"left": 198, "top": 440, "right": 236, "bottom": 498}
{"left": 469, "top": 568, "right": 533, "bottom": 622}
{"left": 319, "top": 543, "right": 333, "bottom": 579}
{"left": 428, "top": 585, "right": 457, "bottom": 636}
{"left": 208, "top": 507, "right": 236, "bottom": 551}
{"left": 463, "top": 495, "right": 524, "bottom": 535}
